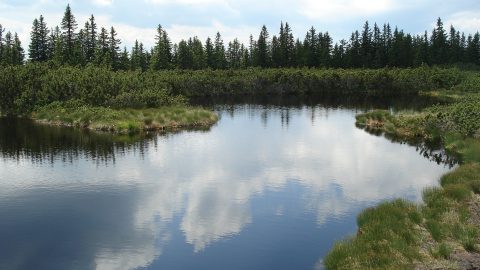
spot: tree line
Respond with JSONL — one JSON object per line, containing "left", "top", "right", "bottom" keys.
{"left": 0, "top": 5, "right": 479, "bottom": 70}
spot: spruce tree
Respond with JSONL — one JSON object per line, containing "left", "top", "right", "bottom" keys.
{"left": 227, "top": 38, "right": 242, "bottom": 68}
{"left": 0, "top": 25, "right": 4, "bottom": 64}
{"left": 190, "top": 37, "right": 206, "bottom": 69}
{"left": 304, "top": 26, "right": 318, "bottom": 67}
{"left": 361, "top": 21, "right": 373, "bottom": 67}
{"left": 214, "top": 32, "right": 226, "bottom": 69}
{"left": 95, "top": 27, "right": 109, "bottom": 67}
{"left": 177, "top": 39, "right": 192, "bottom": 69}
{"left": 205, "top": 37, "right": 215, "bottom": 68}
{"left": 150, "top": 25, "right": 172, "bottom": 70}
{"left": 61, "top": 4, "right": 78, "bottom": 64}
{"left": 109, "top": 27, "right": 121, "bottom": 70}
{"left": 29, "top": 16, "right": 50, "bottom": 62}
{"left": 12, "top": 33, "right": 24, "bottom": 65}
{"left": 85, "top": 15, "right": 97, "bottom": 63}
{"left": 118, "top": 47, "right": 130, "bottom": 70}
{"left": 257, "top": 25, "right": 270, "bottom": 68}
{"left": 430, "top": 18, "right": 448, "bottom": 65}
{"left": 29, "top": 18, "right": 40, "bottom": 61}
{"left": 271, "top": 35, "right": 281, "bottom": 67}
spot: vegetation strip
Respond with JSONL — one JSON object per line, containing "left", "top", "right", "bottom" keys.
{"left": 325, "top": 95, "right": 480, "bottom": 269}
{"left": 32, "top": 101, "right": 219, "bottom": 134}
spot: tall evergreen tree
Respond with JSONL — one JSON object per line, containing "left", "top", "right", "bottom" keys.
{"left": 304, "top": 27, "right": 318, "bottom": 67}
{"left": 109, "top": 27, "right": 121, "bottom": 70}
{"left": 430, "top": 18, "right": 448, "bottom": 65}
{"left": 95, "top": 27, "right": 109, "bottom": 67}
{"left": 213, "top": 32, "right": 227, "bottom": 69}
{"left": 360, "top": 21, "right": 373, "bottom": 67}
{"left": 61, "top": 4, "right": 78, "bottom": 64}
{"left": 257, "top": 25, "right": 271, "bottom": 67}
{"left": 29, "top": 18, "right": 41, "bottom": 61}
{"left": 84, "top": 15, "right": 97, "bottom": 63}
{"left": 190, "top": 37, "right": 206, "bottom": 69}
{"left": 227, "top": 38, "right": 242, "bottom": 68}
{"left": 205, "top": 37, "right": 215, "bottom": 68}
{"left": 150, "top": 25, "right": 172, "bottom": 70}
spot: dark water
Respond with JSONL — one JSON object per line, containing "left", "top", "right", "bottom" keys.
{"left": 0, "top": 98, "right": 451, "bottom": 270}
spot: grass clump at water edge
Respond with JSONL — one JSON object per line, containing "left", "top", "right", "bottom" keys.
{"left": 32, "top": 100, "right": 219, "bottom": 134}
{"left": 325, "top": 94, "right": 480, "bottom": 269}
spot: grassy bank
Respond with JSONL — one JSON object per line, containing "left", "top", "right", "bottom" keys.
{"left": 325, "top": 95, "right": 480, "bottom": 269}
{"left": 32, "top": 101, "right": 219, "bottom": 134}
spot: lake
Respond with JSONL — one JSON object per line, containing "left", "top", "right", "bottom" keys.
{"left": 0, "top": 97, "right": 452, "bottom": 270}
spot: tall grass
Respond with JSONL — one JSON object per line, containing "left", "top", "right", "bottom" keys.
{"left": 33, "top": 100, "right": 218, "bottom": 134}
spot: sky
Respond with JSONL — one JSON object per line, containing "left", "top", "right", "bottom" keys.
{"left": 0, "top": 0, "right": 479, "bottom": 49}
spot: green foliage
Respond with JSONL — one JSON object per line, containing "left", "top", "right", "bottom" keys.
{"left": 430, "top": 243, "right": 453, "bottom": 259}
{"left": 324, "top": 200, "right": 422, "bottom": 269}
{"left": 426, "top": 94, "right": 480, "bottom": 137}
{"left": 2, "top": 64, "right": 475, "bottom": 116}
{"left": 0, "top": 63, "right": 186, "bottom": 115}
{"left": 33, "top": 101, "right": 218, "bottom": 134}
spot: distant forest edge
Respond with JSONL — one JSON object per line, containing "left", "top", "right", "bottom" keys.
{"left": 0, "top": 4, "right": 479, "bottom": 70}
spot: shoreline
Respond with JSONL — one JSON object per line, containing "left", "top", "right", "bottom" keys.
{"left": 325, "top": 95, "right": 480, "bottom": 269}
{"left": 30, "top": 104, "right": 219, "bottom": 135}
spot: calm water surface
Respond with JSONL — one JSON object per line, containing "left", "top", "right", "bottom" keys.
{"left": 0, "top": 98, "right": 452, "bottom": 270}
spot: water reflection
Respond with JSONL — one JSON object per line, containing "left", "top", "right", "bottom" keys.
{"left": 0, "top": 100, "right": 452, "bottom": 270}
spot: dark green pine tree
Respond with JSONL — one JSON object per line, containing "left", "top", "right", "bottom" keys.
{"left": 347, "top": 31, "right": 361, "bottom": 67}
{"left": 213, "top": 32, "right": 227, "bottom": 69}
{"left": 271, "top": 35, "right": 281, "bottom": 67}
{"left": 95, "top": 27, "right": 110, "bottom": 67}
{"left": 2, "top": 31, "right": 12, "bottom": 65}
{"left": 372, "top": 23, "right": 384, "bottom": 68}
{"left": 29, "top": 18, "right": 41, "bottom": 61}
{"left": 109, "top": 27, "right": 121, "bottom": 70}
{"left": 240, "top": 46, "right": 249, "bottom": 68}
{"left": 205, "top": 37, "right": 215, "bottom": 68}
{"left": 84, "top": 15, "right": 97, "bottom": 63}
{"left": 331, "top": 40, "right": 346, "bottom": 68}
{"left": 61, "top": 4, "right": 78, "bottom": 64}
{"left": 76, "top": 28, "right": 87, "bottom": 65}
{"left": 0, "top": 25, "right": 4, "bottom": 64}
{"left": 50, "top": 26, "right": 63, "bottom": 64}
{"left": 150, "top": 25, "right": 172, "bottom": 70}
{"left": 448, "top": 25, "right": 463, "bottom": 64}
{"left": 293, "top": 38, "right": 304, "bottom": 67}
{"left": 413, "top": 31, "right": 430, "bottom": 66}
{"left": 130, "top": 41, "right": 147, "bottom": 71}
{"left": 360, "top": 21, "right": 373, "bottom": 67}
{"left": 118, "top": 47, "right": 130, "bottom": 70}
{"left": 281, "top": 22, "right": 295, "bottom": 67}
{"left": 227, "top": 38, "right": 242, "bottom": 68}
{"left": 430, "top": 18, "right": 448, "bottom": 65}
{"left": 304, "top": 26, "right": 318, "bottom": 67}
{"left": 190, "top": 37, "right": 206, "bottom": 69}
{"left": 257, "top": 25, "right": 271, "bottom": 68}
{"left": 37, "top": 16, "right": 50, "bottom": 61}
{"left": 12, "top": 33, "right": 25, "bottom": 65}
{"left": 176, "top": 39, "right": 192, "bottom": 69}
{"left": 465, "top": 33, "right": 480, "bottom": 64}
{"left": 318, "top": 32, "right": 332, "bottom": 67}
{"left": 248, "top": 34, "right": 258, "bottom": 67}
{"left": 0, "top": 24, "right": 5, "bottom": 66}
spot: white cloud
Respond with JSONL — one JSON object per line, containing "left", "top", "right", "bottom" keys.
{"left": 299, "top": 0, "right": 398, "bottom": 21}
{"left": 93, "top": 0, "right": 114, "bottom": 6}
{"left": 146, "top": 0, "right": 224, "bottom": 4}
{"left": 445, "top": 11, "right": 480, "bottom": 34}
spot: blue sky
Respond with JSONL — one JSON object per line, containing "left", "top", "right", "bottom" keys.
{"left": 0, "top": 0, "right": 479, "bottom": 49}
